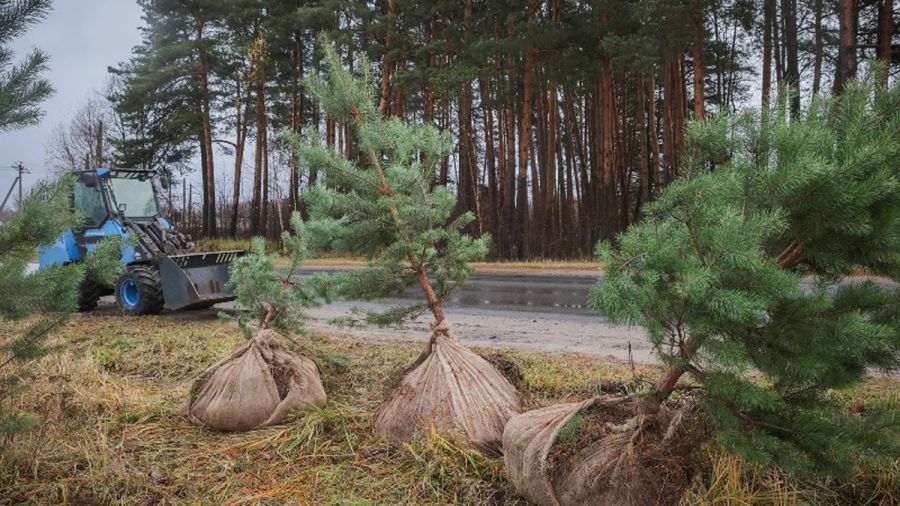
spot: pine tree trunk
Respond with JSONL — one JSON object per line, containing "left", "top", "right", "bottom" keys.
{"left": 692, "top": 11, "right": 705, "bottom": 120}
{"left": 423, "top": 18, "right": 436, "bottom": 126}
{"left": 325, "top": 116, "right": 335, "bottom": 147}
{"left": 781, "top": 0, "right": 800, "bottom": 116}
{"left": 289, "top": 32, "right": 304, "bottom": 212}
{"left": 567, "top": 92, "right": 588, "bottom": 249}
{"left": 439, "top": 103, "right": 450, "bottom": 185}
{"left": 773, "top": 3, "right": 783, "bottom": 85}
{"left": 261, "top": 128, "right": 269, "bottom": 237}
{"left": 544, "top": 79, "right": 559, "bottom": 254}
{"left": 834, "top": 0, "right": 858, "bottom": 94}
{"left": 637, "top": 75, "right": 650, "bottom": 206}
{"left": 879, "top": 0, "right": 893, "bottom": 87}
{"left": 618, "top": 78, "right": 632, "bottom": 228}
{"left": 391, "top": 56, "right": 405, "bottom": 118}
{"left": 502, "top": 82, "right": 516, "bottom": 258}
{"left": 457, "top": 82, "right": 480, "bottom": 231}
{"left": 250, "top": 39, "right": 267, "bottom": 236}
{"left": 649, "top": 73, "right": 661, "bottom": 195}
{"left": 230, "top": 75, "right": 251, "bottom": 238}
{"left": 517, "top": 1, "right": 538, "bottom": 259}
{"left": 600, "top": 56, "right": 615, "bottom": 186}
{"left": 533, "top": 74, "right": 546, "bottom": 256}
{"left": 562, "top": 90, "right": 577, "bottom": 250}
{"left": 197, "top": 21, "right": 216, "bottom": 236}
{"left": 676, "top": 56, "right": 687, "bottom": 163}
{"left": 379, "top": 0, "right": 396, "bottom": 116}
{"left": 506, "top": 76, "right": 518, "bottom": 256}
{"left": 497, "top": 99, "right": 508, "bottom": 253}
{"left": 481, "top": 78, "right": 500, "bottom": 242}
{"left": 763, "top": 0, "right": 774, "bottom": 107}
{"left": 713, "top": 9, "right": 723, "bottom": 109}
{"left": 456, "top": 0, "right": 481, "bottom": 235}
{"left": 599, "top": 54, "right": 617, "bottom": 241}
{"left": 812, "top": 0, "right": 824, "bottom": 95}
{"left": 661, "top": 56, "right": 675, "bottom": 185}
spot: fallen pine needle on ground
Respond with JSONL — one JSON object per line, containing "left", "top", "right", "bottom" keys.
{"left": 0, "top": 314, "right": 896, "bottom": 505}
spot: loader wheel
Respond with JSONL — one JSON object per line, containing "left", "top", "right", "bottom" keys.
{"left": 115, "top": 265, "right": 165, "bottom": 316}
{"left": 77, "top": 280, "right": 102, "bottom": 312}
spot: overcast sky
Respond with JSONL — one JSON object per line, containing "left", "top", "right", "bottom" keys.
{"left": 0, "top": 0, "right": 143, "bottom": 202}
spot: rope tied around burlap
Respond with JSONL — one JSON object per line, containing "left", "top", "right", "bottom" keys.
{"left": 430, "top": 319, "right": 458, "bottom": 342}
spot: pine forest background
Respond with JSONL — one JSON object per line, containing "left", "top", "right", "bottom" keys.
{"left": 52, "top": 0, "right": 898, "bottom": 260}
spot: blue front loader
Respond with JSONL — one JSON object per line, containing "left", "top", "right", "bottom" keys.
{"left": 39, "top": 168, "right": 245, "bottom": 315}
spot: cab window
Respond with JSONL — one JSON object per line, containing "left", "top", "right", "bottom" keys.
{"left": 74, "top": 181, "right": 107, "bottom": 227}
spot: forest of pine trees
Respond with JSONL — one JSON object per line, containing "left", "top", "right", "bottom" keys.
{"left": 103, "top": 0, "right": 897, "bottom": 259}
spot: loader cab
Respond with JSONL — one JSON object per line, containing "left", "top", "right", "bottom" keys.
{"left": 73, "top": 168, "right": 161, "bottom": 226}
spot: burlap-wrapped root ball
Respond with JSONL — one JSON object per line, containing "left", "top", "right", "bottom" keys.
{"left": 189, "top": 329, "right": 326, "bottom": 431}
{"left": 503, "top": 396, "right": 689, "bottom": 506}
{"left": 374, "top": 320, "right": 521, "bottom": 449}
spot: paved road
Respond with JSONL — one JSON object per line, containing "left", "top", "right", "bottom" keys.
{"left": 302, "top": 268, "right": 599, "bottom": 315}
{"left": 58, "top": 262, "right": 900, "bottom": 364}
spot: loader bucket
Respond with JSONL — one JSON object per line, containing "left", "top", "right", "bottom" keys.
{"left": 159, "top": 250, "right": 246, "bottom": 310}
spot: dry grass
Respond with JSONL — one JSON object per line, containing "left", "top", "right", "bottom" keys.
{"left": 471, "top": 260, "right": 601, "bottom": 273}
{"left": 683, "top": 450, "right": 900, "bottom": 506}
{"left": 0, "top": 314, "right": 897, "bottom": 505}
{"left": 192, "top": 237, "right": 280, "bottom": 254}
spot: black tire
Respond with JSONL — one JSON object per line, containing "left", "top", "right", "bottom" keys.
{"left": 77, "top": 280, "right": 102, "bottom": 312}
{"left": 115, "top": 264, "right": 165, "bottom": 316}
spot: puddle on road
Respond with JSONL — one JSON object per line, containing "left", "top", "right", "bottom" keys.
{"left": 396, "top": 278, "right": 594, "bottom": 315}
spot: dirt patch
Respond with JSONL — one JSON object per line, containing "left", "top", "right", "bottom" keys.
{"left": 480, "top": 351, "right": 525, "bottom": 389}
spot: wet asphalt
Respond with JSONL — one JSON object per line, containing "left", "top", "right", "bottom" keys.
{"left": 300, "top": 268, "right": 600, "bottom": 316}
{"left": 68, "top": 263, "right": 900, "bottom": 363}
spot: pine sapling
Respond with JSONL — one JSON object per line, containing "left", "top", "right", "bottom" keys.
{"left": 188, "top": 213, "right": 326, "bottom": 432}
{"left": 0, "top": 177, "right": 122, "bottom": 449}
{"left": 228, "top": 213, "right": 322, "bottom": 334}
{"left": 285, "top": 40, "right": 520, "bottom": 448}
{"left": 504, "top": 76, "right": 900, "bottom": 505}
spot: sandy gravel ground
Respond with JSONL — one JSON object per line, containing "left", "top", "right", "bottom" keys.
{"left": 304, "top": 301, "right": 654, "bottom": 362}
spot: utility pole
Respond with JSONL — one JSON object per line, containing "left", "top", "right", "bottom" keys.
{"left": 1, "top": 162, "right": 28, "bottom": 212}
{"left": 188, "top": 182, "right": 193, "bottom": 232}
{"left": 182, "top": 178, "right": 187, "bottom": 228}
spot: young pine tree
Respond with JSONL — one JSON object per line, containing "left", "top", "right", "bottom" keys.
{"left": 594, "top": 76, "right": 900, "bottom": 472}
{"left": 227, "top": 212, "right": 321, "bottom": 334}
{"left": 504, "top": 73, "right": 900, "bottom": 506}
{"left": 284, "top": 40, "right": 520, "bottom": 448}
{"left": 0, "top": 177, "right": 121, "bottom": 448}
{"left": 188, "top": 213, "right": 326, "bottom": 432}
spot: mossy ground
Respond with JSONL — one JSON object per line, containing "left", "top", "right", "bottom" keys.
{"left": 0, "top": 313, "right": 896, "bottom": 505}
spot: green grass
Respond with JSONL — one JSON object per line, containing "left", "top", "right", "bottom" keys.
{"left": 0, "top": 314, "right": 896, "bottom": 505}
